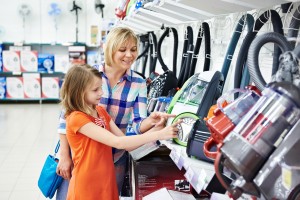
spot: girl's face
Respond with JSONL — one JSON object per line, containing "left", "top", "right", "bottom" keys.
{"left": 112, "top": 38, "right": 138, "bottom": 71}
{"left": 85, "top": 76, "right": 103, "bottom": 107}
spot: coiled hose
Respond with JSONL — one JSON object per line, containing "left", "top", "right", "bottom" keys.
{"left": 247, "top": 32, "right": 292, "bottom": 91}
{"left": 234, "top": 10, "right": 284, "bottom": 90}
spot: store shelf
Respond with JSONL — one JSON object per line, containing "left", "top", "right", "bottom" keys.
{"left": 0, "top": 98, "right": 60, "bottom": 103}
{"left": 119, "top": 0, "right": 292, "bottom": 34}
{"left": 0, "top": 71, "right": 65, "bottom": 77}
{"left": 160, "top": 140, "right": 215, "bottom": 194}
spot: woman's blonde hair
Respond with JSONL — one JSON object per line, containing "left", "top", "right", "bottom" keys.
{"left": 60, "top": 64, "right": 102, "bottom": 117}
{"left": 104, "top": 26, "right": 139, "bottom": 66}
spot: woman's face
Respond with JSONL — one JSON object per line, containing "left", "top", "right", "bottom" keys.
{"left": 112, "top": 38, "right": 138, "bottom": 71}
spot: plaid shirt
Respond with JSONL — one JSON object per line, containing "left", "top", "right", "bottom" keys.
{"left": 57, "top": 64, "right": 148, "bottom": 162}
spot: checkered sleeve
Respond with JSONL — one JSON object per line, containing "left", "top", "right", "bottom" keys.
{"left": 132, "top": 80, "right": 148, "bottom": 134}
{"left": 57, "top": 110, "right": 66, "bottom": 134}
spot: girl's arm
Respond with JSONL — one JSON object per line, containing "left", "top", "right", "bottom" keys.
{"left": 78, "top": 120, "right": 180, "bottom": 151}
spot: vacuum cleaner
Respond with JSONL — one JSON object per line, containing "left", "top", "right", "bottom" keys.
{"left": 204, "top": 85, "right": 261, "bottom": 159}
{"left": 166, "top": 71, "right": 223, "bottom": 146}
{"left": 214, "top": 81, "right": 300, "bottom": 200}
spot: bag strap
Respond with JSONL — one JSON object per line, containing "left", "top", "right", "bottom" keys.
{"left": 53, "top": 140, "right": 60, "bottom": 157}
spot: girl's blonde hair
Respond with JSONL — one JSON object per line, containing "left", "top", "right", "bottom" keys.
{"left": 104, "top": 26, "right": 139, "bottom": 66}
{"left": 60, "top": 64, "right": 102, "bottom": 117}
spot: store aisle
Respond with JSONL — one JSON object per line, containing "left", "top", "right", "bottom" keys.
{"left": 0, "top": 104, "right": 61, "bottom": 200}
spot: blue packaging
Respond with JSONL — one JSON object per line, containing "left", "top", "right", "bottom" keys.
{"left": 38, "top": 54, "right": 55, "bottom": 73}
{"left": 0, "top": 77, "right": 6, "bottom": 99}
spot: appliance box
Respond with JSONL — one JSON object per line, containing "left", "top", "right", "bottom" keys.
{"left": 6, "top": 77, "right": 24, "bottom": 98}
{"left": 38, "top": 54, "right": 55, "bottom": 73}
{"left": 0, "top": 77, "right": 6, "bottom": 99}
{"left": 3, "top": 50, "right": 21, "bottom": 72}
{"left": 41, "top": 77, "right": 59, "bottom": 99}
{"left": 23, "top": 73, "right": 41, "bottom": 98}
{"left": 131, "top": 147, "right": 191, "bottom": 200}
{"left": 20, "top": 51, "right": 38, "bottom": 72}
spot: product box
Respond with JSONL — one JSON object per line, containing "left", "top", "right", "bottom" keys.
{"left": 68, "top": 46, "right": 86, "bottom": 65}
{"left": 6, "top": 77, "right": 24, "bottom": 98}
{"left": 38, "top": 54, "right": 55, "bottom": 73}
{"left": 0, "top": 77, "right": 6, "bottom": 99}
{"left": 87, "top": 50, "right": 101, "bottom": 66}
{"left": 54, "top": 54, "right": 69, "bottom": 73}
{"left": 20, "top": 51, "right": 38, "bottom": 72}
{"left": 0, "top": 44, "right": 3, "bottom": 72}
{"left": 22, "top": 73, "right": 41, "bottom": 98}
{"left": 131, "top": 147, "right": 191, "bottom": 200}
{"left": 41, "top": 77, "right": 59, "bottom": 99}
{"left": 90, "top": 25, "right": 99, "bottom": 46}
{"left": 143, "top": 188, "right": 196, "bottom": 200}
{"left": 2, "top": 50, "right": 21, "bottom": 72}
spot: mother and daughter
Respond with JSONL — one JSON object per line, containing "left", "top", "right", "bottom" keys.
{"left": 56, "top": 26, "right": 180, "bottom": 200}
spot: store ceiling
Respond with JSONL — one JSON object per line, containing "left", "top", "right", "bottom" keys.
{"left": 119, "top": 0, "right": 297, "bottom": 33}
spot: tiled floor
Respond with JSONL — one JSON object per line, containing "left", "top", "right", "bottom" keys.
{"left": 0, "top": 103, "right": 61, "bottom": 200}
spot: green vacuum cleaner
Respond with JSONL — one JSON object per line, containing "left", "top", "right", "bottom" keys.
{"left": 166, "top": 71, "right": 223, "bottom": 146}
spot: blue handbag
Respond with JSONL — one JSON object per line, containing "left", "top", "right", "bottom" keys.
{"left": 38, "top": 141, "right": 63, "bottom": 199}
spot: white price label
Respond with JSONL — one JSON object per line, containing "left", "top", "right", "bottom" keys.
{"left": 184, "top": 167, "right": 195, "bottom": 182}
{"left": 195, "top": 169, "right": 207, "bottom": 193}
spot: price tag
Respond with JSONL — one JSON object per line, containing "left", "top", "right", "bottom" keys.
{"left": 177, "top": 156, "right": 184, "bottom": 170}
{"left": 12, "top": 71, "right": 22, "bottom": 75}
{"left": 169, "top": 148, "right": 182, "bottom": 169}
{"left": 184, "top": 167, "right": 195, "bottom": 182}
{"left": 195, "top": 169, "right": 207, "bottom": 193}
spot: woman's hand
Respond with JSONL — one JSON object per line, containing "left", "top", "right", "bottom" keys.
{"left": 56, "top": 153, "right": 73, "bottom": 180}
{"left": 148, "top": 112, "right": 176, "bottom": 127}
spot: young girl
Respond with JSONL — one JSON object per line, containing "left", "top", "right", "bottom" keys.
{"left": 60, "top": 64, "right": 180, "bottom": 200}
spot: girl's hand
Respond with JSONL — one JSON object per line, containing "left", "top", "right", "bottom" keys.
{"left": 149, "top": 112, "right": 176, "bottom": 127}
{"left": 158, "top": 120, "right": 182, "bottom": 140}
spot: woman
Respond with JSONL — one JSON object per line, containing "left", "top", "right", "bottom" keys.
{"left": 56, "top": 26, "right": 168, "bottom": 199}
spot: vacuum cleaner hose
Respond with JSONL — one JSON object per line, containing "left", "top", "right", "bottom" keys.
{"left": 247, "top": 32, "right": 292, "bottom": 91}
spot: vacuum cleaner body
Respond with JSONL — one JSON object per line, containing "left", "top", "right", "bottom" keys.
{"left": 216, "top": 82, "right": 300, "bottom": 199}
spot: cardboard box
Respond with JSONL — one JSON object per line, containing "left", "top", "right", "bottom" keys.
{"left": 143, "top": 188, "right": 196, "bottom": 200}
{"left": 23, "top": 73, "right": 41, "bottom": 98}
{"left": 87, "top": 50, "right": 101, "bottom": 66}
{"left": 38, "top": 54, "right": 55, "bottom": 73}
{"left": 69, "top": 46, "right": 86, "bottom": 65}
{"left": 20, "top": 51, "right": 38, "bottom": 72}
{"left": 0, "top": 77, "right": 6, "bottom": 99}
{"left": 41, "top": 77, "right": 59, "bottom": 99}
{"left": 90, "top": 25, "right": 99, "bottom": 45}
{"left": 2, "top": 50, "right": 21, "bottom": 72}
{"left": 0, "top": 44, "right": 3, "bottom": 72}
{"left": 131, "top": 147, "right": 191, "bottom": 200}
{"left": 54, "top": 54, "right": 69, "bottom": 73}
{"left": 6, "top": 77, "right": 24, "bottom": 98}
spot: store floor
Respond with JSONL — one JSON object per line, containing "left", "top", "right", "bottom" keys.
{"left": 0, "top": 103, "right": 61, "bottom": 200}
{"left": 0, "top": 103, "right": 134, "bottom": 200}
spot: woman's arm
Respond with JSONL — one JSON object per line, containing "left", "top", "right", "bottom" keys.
{"left": 139, "top": 112, "right": 176, "bottom": 133}
{"left": 78, "top": 120, "right": 180, "bottom": 151}
{"left": 56, "top": 134, "right": 73, "bottom": 179}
